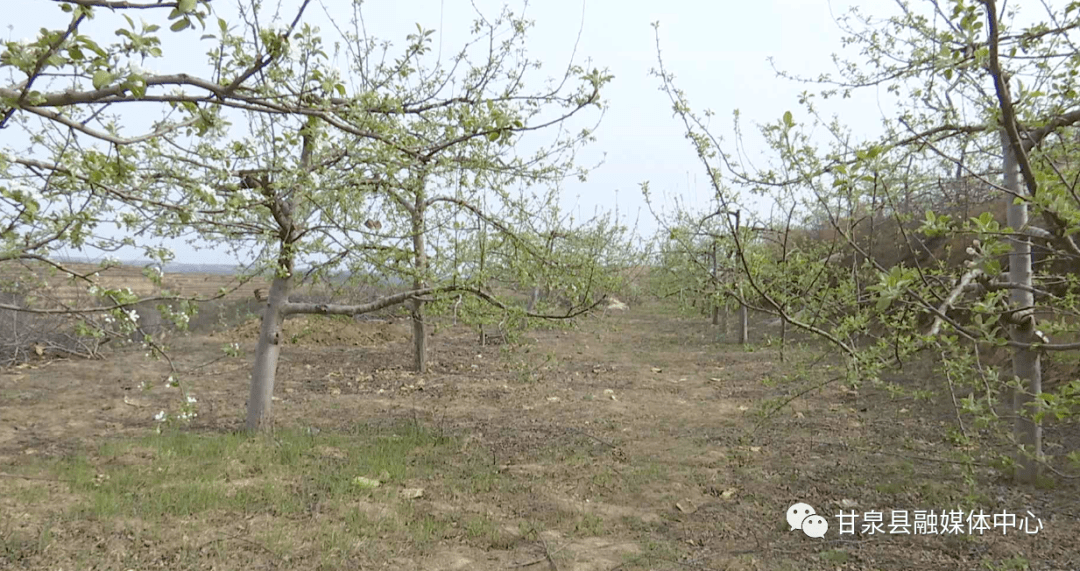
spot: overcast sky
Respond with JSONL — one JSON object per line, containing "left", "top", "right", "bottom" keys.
{"left": 7, "top": 0, "right": 901, "bottom": 266}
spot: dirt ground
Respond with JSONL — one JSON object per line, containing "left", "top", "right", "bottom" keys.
{"left": 1, "top": 303, "right": 1078, "bottom": 570}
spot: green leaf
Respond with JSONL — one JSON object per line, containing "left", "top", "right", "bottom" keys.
{"left": 178, "top": 0, "right": 197, "bottom": 14}
{"left": 783, "top": 110, "right": 794, "bottom": 128}
{"left": 128, "top": 77, "right": 146, "bottom": 98}
{"left": 92, "top": 69, "right": 112, "bottom": 89}
{"left": 170, "top": 19, "right": 190, "bottom": 32}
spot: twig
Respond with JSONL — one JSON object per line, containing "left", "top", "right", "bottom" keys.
{"left": 196, "top": 533, "right": 278, "bottom": 556}
{"left": 729, "top": 537, "right": 870, "bottom": 556}
{"left": 509, "top": 538, "right": 571, "bottom": 569}
{"left": 843, "top": 445, "right": 989, "bottom": 467}
{"left": 1039, "top": 459, "right": 1080, "bottom": 479}
{"left": 0, "top": 472, "right": 68, "bottom": 482}
{"left": 540, "top": 536, "right": 561, "bottom": 571}
{"left": 565, "top": 427, "right": 616, "bottom": 449}
{"left": 187, "top": 354, "right": 230, "bottom": 371}
{"left": 752, "top": 375, "right": 844, "bottom": 432}
{"left": 942, "top": 352, "right": 969, "bottom": 439}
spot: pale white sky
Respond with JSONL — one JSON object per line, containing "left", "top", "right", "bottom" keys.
{"left": 5, "top": 0, "right": 901, "bottom": 266}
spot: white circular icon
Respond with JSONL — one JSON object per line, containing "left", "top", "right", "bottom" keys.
{"left": 786, "top": 502, "right": 816, "bottom": 531}
{"left": 800, "top": 514, "right": 829, "bottom": 538}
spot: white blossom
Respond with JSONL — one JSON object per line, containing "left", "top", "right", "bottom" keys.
{"left": 237, "top": 187, "right": 258, "bottom": 202}
{"left": 153, "top": 410, "right": 166, "bottom": 422}
{"left": 197, "top": 183, "right": 218, "bottom": 206}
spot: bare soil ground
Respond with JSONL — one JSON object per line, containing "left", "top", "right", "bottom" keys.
{"left": 1, "top": 302, "right": 1077, "bottom": 570}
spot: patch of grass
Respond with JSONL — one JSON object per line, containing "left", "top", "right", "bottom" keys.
{"left": 395, "top": 502, "right": 449, "bottom": 550}
{"left": 621, "top": 539, "right": 681, "bottom": 570}
{"left": 874, "top": 480, "right": 907, "bottom": 495}
{"left": 0, "top": 520, "right": 55, "bottom": 565}
{"left": 918, "top": 480, "right": 959, "bottom": 506}
{"left": 32, "top": 421, "right": 457, "bottom": 522}
{"left": 462, "top": 514, "right": 518, "bottom": 549}
{"left": 819, "top": 549, "right": 850, "bottom": 564}
{"left": 981, "top": 555, "right": 1031, "bottom": 570}
{"left": 574, "top": 513, "right": 604, "bottom": 536}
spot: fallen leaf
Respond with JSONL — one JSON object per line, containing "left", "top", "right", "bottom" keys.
{"left": 651, "top": 367, "right": 662, "bottom": 373}
{"left": 737, "top": 405, "right": 749, "bottom": 412}
{"left": 749, "top": 446, "right": 762, "bottom": 453}
{"left": 400, "top": 488, "right": 424, "bottom": 500}
{"left": 721, "top": 488, "right": 737, "bottom": 499}
{"left": 840, "top": 498, "right": 859, "bottom": 509}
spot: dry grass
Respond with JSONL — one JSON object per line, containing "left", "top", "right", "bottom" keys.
{"left": 0, "top": 301, "right": 1077, "bottom": 570}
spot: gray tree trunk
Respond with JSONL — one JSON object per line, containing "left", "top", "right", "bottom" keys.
{"left": 736, "top": 302, "right": 748, "bottom": 345}
{"left": 411, "top": 194, "right": 428, "bottom": 373}
{"left": 1002, "top": 130, "right": 1043, "bottom": 483}
{"left": 412, "top": 294, "right": 427, "bottom": 372}
{"left": 711, "top": 242, "right": 720, "bottom": 325}
{"left": 246, "top": 270, "right": 293, "bottom": 431}
{"left": 527, "top": 286, "right": 540, "bottom": 313}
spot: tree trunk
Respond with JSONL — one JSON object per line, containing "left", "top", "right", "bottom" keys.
{"left": 527, "top": 286, "right": 540, "bottom": 313}
{"left": 711, "top": 242, "right": 719, "bottom": 325}
{"left": 411, "top": 193, "right": 428, "bottom": 373}
{"left": 412, "top": 292, "right": 427, "bottom": 372}
{"left": 1002, "top": 131, "right": 1043, "bottom": 483}
{"left": 737, "top": 302, "right": 748, "bottom": 345}
{"left": 718, "top": 305, "right": 727, "bottom": 343}
{"left": 246, "top": 269, "right": 293, "bottom": 431}
{"left": 780, "top": 318, "right": 787, "bottom": 361}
